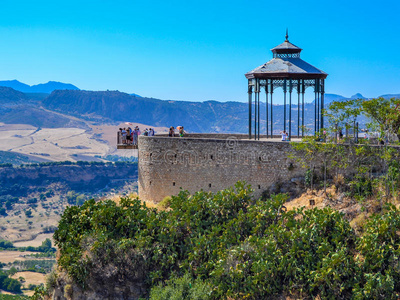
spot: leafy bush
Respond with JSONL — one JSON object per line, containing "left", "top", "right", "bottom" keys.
{"left": 0, "top": 239, "right": 14, "bottom": 249}
{"left": 0, "top": 295, "right": 29, "bottom": 300}
{"left": 24, "top": 209, "right": 32, "bottom": 218}
{"left": 54, "top": 182, "right": 400, "bottom": 298}
{"left": 149, "top": 273, "right": 211, "bottom": 300}
{"left": 0, "top": 271, "right": 22, "bottom": 293}
{"left": 158, "top": 196, "right": 171, "bottom": 209}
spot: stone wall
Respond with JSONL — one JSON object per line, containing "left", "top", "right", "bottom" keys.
{"left": 138, "top": 135, "right": 304, "bottom": 203}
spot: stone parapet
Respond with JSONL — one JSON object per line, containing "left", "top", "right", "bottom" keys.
{"left": 138, "top": 135, "right": 302, "bottom": 202}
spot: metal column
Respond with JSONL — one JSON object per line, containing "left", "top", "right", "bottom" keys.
{"left": 289, "top": 80, "right": 292, "bottom": 140}
{"left": 302, "top": 81, "right": 305, "bottom": 137}
{"left": 283, "top": 79, "right": 287, "bottom": 133}
{"left": 297, "top": 79, "right": 300, "bottom": 138}
{"left": 254, "top": 80, "right": 257, "bottom": 140}
{"left": 321, "top": 79, "right": 325, "bottom": 130}
{"left": 314, "top": 79, "right": 317, "bottom": 134}
{"left": 271, "top": 82, "right": 274, "bottom": 137}
{"left": 248, "top": 82, "right": 252, "bottom": 139}
{"left": 265, "top": 80, "right": 269, "bottom": 138}
{"left": 317, "top": 79, "right": 320, "bottom": 132}
{"left": 257, "top": 79, "right": 260, "bottom": 140}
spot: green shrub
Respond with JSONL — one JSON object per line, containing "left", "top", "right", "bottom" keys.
{"left": 149, "top": 273, "right": 211, "bottom": 300}
{"left": 158, "top": 196, "right": 171, "bottom": 209}
{"left": 53, "top": 182, "right": 400, "bottom": 298}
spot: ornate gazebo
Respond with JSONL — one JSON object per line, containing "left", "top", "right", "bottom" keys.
{"left": 245, "top": 32, "right": 328, "bottom": 140}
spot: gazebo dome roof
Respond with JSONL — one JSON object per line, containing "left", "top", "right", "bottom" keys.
{"left": 245, "top": 57, "right": 327, "bottom": 79}
{"left": 245, "top": 33, "right": 327, "bottom": 80}
{"left": 271, "top": 40, "right": 302, "bottom": 53}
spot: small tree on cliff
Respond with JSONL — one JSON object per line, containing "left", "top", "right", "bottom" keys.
{"left": 361, "top": 97, "right": 400, "bottom": 141}
{"left": 328, "top": 97, "right": 400, "bottom": 142}
{"left": 291, "top": 130, "right": 339, "bottom": 194}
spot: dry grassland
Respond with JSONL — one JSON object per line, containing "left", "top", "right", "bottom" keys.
{"left": 0, "top": 121, "right": 168, "bottom": 162}
{"left": 0, "top": 251, "right": 38, "bottom": 264}
{"left": 11, "top": 271, "right": 46, "bottom": 296}
{"left": 13, "top": 233, "right": 54, "bottom": 248}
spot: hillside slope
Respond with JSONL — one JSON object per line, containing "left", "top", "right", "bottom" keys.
{"left": 42, "top": 90, "right": 320, "bottom": 133}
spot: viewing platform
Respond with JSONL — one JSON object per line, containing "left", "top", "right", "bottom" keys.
{"left": 116, "top": 131, "right": 138, "bottom": 149}
{"left": 117, "top": 144, "right": 138, "bottom": 149}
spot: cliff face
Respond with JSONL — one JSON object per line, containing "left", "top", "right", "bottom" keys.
{"left": 51, "top": 270, "right": 146, "bottom": 300}
{"left": 0, "top": 163, "right": 138, "bottom": 193}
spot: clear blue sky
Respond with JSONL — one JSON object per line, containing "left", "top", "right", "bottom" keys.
{"left": 0, "top": 0, "right": 399, "bottom": 103}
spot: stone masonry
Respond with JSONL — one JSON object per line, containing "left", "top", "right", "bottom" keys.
{"left": 138, "top": 134, "right": 304, "bottom": 203}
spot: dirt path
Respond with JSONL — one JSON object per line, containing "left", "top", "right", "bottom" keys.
{"left": 13, "top": 233, "right": 54, "bottom": 248}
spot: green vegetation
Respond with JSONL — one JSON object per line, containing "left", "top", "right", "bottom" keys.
{"left": 50, "top": 182, "right": 400, "bottom": 299}
{"left": 23, "top": 252, "right": 55, "bottom": 259}
{"left": 0, "top": 238, "right": 55, "bottom": 253}
{"left": 0, "top": 295, "right": 29, "bottom": 300}
{"left": 0, "top": 151, "right": 37, "bottom": 165}
{"left": 149, "top": 273, "right": 211, "bottom": 300}
{"left": 0, "top": 239, "right": 14, "bottom": 249}
{"left": 0, "top": 270, "right": 22, "bottom": 293}
{"left": 102, "top": 154, "right": 138, "bottom": 163}
{"left": 0, "top": 161, "right": 138, "bottom": 219}
{"left": 327, "top": 97, "right": 400, "bottom": 143}
{"left": 7, "top": 259, "right": 56, "bottom": 274}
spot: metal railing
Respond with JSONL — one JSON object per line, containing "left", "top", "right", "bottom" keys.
{"left": 117, "top": 132, "right": 139, "bottom": 147}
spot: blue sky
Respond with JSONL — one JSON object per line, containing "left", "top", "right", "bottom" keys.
{"left": 0, "top": 0, "right": 399, "bottom": 102}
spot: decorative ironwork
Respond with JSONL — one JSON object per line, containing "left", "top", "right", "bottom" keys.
{"left": 274, "top": 53, "right": 300, "bottom": 58}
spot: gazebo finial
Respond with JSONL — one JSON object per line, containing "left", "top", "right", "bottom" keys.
{"left": 285, "top": 28, "right": 289, "bottom": 42}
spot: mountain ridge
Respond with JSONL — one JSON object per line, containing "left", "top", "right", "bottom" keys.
{"left": 0, "top": 84, "right": 399, "bottom": 133}
{"left": 0, "top": 80, "right": 79, "bottom": 93}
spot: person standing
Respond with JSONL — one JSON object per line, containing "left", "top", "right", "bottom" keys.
{"left": 127, "top": 127, "right": 132, "bottom": 144}
{"left": 281, "top": 130, "right": 286, "bottom": 141}
{"left": 169, "top": 127, "right": 175, "bottom": 137}
{"left": 122, "top": 128, "right": 127, "bottom": 144}
{"left": 133, "top": 128, "right": 138, "bottom": 145}
{"left": 179, "top": 126, "right": 185, "bottom": 137}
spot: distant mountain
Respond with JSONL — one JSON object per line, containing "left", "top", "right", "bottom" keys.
{"left": 42, "top": 90, "right": 318, "bottom": 133}
{"left": 0, "top": 80, "right": 80, "bottom": 93}
{"left": 0, "top": 86, "right": 28, "bottom": 105}
{"left": 350, "top": 93, "right": 366, "bottom": 99}
{"left": 379, "top": 94, "right": 400, "bottom": 99}
{"left": 322, "top": 93, "right": 347, "bottom": 104}
{"left": 0, "top": 85, "right": 399, "bottom": 133}
{"left": 314, "top": 93, "right": 368, "bottom": 106}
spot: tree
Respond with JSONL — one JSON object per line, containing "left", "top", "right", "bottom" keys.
{"left": 361, "top": 97, "right": 400, "bottom": 141}
{"left": 291, "top": 131, "right": 340, "bottom": 194}
{"left": 326, "top": 99, "right": 362, "bottom": 142}
{"left": 0, "top": 207, "right": 6, "bottom": 216}
{"left": 40, "top": 238, "right": 52, "bottom": 251}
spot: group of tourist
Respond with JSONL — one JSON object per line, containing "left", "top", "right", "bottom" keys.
{"left": 169, "top": 126, "right": 185, "bottom": 137}
{"left": 280, "top": 130, "right": 289, "bottom": 141}
{"left": 119, "top": 126, "right": 155, "bottom": 145}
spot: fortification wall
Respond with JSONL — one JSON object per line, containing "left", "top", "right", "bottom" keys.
{"left": 138, "top": 135, "right": 304, "bottom": 203}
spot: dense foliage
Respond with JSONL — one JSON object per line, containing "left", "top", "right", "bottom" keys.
{"left": 0, "top": 238, "right": 55, "bottom": 253}
{"left": 0, "top": 270, "right": 22, "bottom": 293}
{"left": 53, "top": 183, "right": 400, "bottom": 299}
{"left": 0, "top": 295, "right": 28, "bottom": 300}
